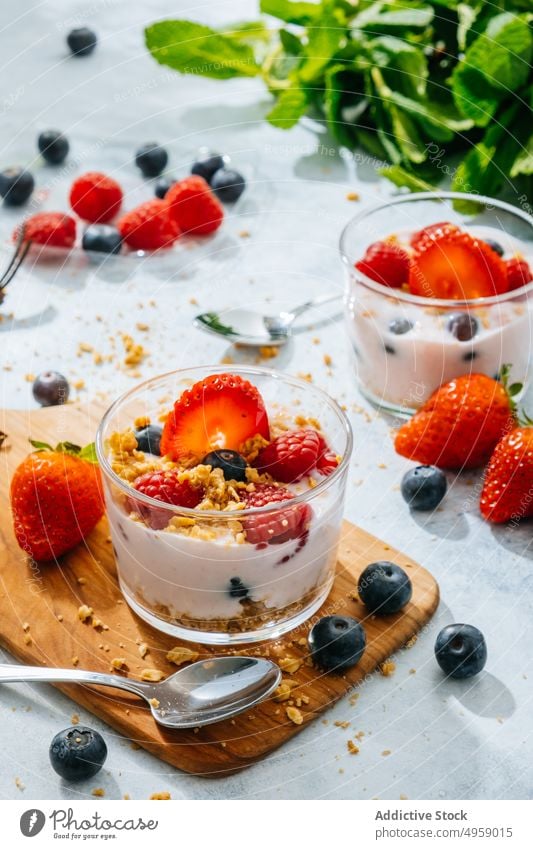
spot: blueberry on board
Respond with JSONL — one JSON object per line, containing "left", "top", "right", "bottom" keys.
{"left": 447, "top": 313, "right": 478, "bottom": 342}
{"left": 484, "top": 238, "right": 504, "bottom": 257}
{"left": 135, "top": 143, "right": 168, "bottom": 178}
{"left": 228, "top": 577, "right": 249, "bottom": 599}
{"left": 202, "top": 449, "right": 248, "bottom": 482}
{"left": 191, "top": 151, "right": 224, "bottom": 183}
{"left": 401, "top": 465, "right": 447, "bottom": 511}
{"left": 154, "top": 176, "right": 176, "bottom": 199}
{"left": 384, "top": 343, "right": 396, "bottom": 354}
{"left": 134, "top": 424, "right": 163, "bottom": 456}
{"left": 49, "top": 726, "right": 107, "bottom": 781}
{"left": 358, "top": 561, "right": 412, "bottom": 615}
{"left": 67, "top": 27, "right": 97, "bottom": 57}
{"left": 434, "top": 624, "right": 487, "bottom": 679}
{"left": 82, "top": 224, "right": 122, "bottom": 255}
{"left": 308, "top": 615, "right": 366, "bottom": 671}
{"left": 210, "top": 168, "right": 246, "bottom": 203}
{"left": 38, "top": 130, "right": 69, "bottom": 165}
{"left": 388, "top": 318, "right": 413, "bottom": 335}
{"left": 0, "top": 167, "right": 34, "bottom": 206}
{"left": 32, "top": 371, "right": 70, "bottom": 407}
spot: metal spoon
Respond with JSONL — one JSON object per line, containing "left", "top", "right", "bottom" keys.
{"left": 0, "top": 657, "right": 281, "bottom": 729}
{"left": 194, "top": 292, "right": 342, "bottom": 347}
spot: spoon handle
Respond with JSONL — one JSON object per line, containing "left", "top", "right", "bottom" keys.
{"left": 0, "top": 663, "right": 150, "bottom": 700}
{"left": 289, "top": 292, "right": 342, "bottom": 320}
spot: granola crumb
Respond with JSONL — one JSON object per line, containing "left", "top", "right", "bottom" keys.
{"left": 279, "top": 656, "right": 302, "bottom": 674}
{"left": 334, "top": 720, "right": 350, "bottom": 729}
{"left": 71, "top": 656, "right": 79, "bottom": 667}
{"left": 22, "top": 622, "right": 30, "bottom": 632}
{"left": 138, "top": 643, "right": 149, "bottom": 659}
{"left": 78, "top": 605, "right": 93, "bottom": 623}
{"left": 141, "top": 668, "right": 165, "bottom": 682}
{"left": 380, "top": 660, "right": 396, "bottom": 677}
{"left": 258, "top": 346, "right": 278, "bottom": 360}
{"left": 150, "top": 792, "right": 171, "bottom": 800}
{"left": 123, "top": 794, "right": 131, "bottom": 800}
{"left": 23, "top": 634, "right": 32, "bottom": 645}
{"left": 382, "top": 749, "right": 392, "bottom": 757}
{"left": 91, "top": 788, "right": 105, "bottom": 797}
{"left": 323, "top": 353, "right": 332, "bottom": 367}
{"left": 273, "top": 682, "right": 292, "bottom": 702}
{"left": 346, "top": 191, "right": 360, "bottom": 201}
{"left": 15, "top": 776, "right": 25, "bottom": 791}
{"left": 405, "top": 634, "right": 418, "bottom": 649}
{"left": 166, "top": 647, "right": 199, "bottom": 666}
{"left": 111, "top": 657, "right": 127, "bottom": 671}
{"left": 286, "top": 706, "right": 303, "bottom": 725}
{"left": 148, "top": 698, "right": 160, "bottom": 709}
{"left": 71, "top": 713, "right": 80, "bottom": 725}
{"left": 347, "top": 740, "right": 360, "bottom": 755}
{"left": 77, "top": 576, "right": 87, "bottom": 585}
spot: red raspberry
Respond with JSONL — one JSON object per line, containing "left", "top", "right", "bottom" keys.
{"left": 316, "top": 433, "right": 339, "bottom": 476}
{"left": 243, "top": 484, "right": 312, "bottom": 545}
{"left": 132, "top": 470, "right": 203, "bottom": 530}
{"left": 165, "top": 176, "right": 224, "bottom": 236}
{"left": 505, "top": 257, "right": 532, "bottom": 291}
{"left": 355, "top": 240, "right": 410, "bottom": 288}
{"left": 69, "top": 171, "right": 123, "bottom": 223}
{"left": 117, "top": 199, "right": 180, "bottom": 251}
{"left": 255, "top": 429, "right": 321, "bottom": 483}
{"left": 14, "top": 212, "right": 76, "bottom": 248}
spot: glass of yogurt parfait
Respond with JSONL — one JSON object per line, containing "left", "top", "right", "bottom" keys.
{"left": 96, "top": 366, "right": 352, "bottom": 645}
{"left": 340, "top": 192, "right": 533, "bottom": 415}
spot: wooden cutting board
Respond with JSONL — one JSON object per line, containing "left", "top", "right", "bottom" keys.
{"left": 0, "top": 402, "right": 439, "bottom": 776}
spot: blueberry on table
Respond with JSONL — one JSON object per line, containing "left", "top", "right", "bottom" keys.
{"left": 0, "top": 167, "right": 34, "bottom": 206}
{"left": 210, "top": 168, "right": 246, "bottom": 203}
{"left": 82, "top": 224, "right": 122, "bottom": 255}
{"left": 308, "top": 615, "right": 366, "bottom": 671}
{"left": 67, "top": 27, "right": 97, "bottom": 57}
{"left": 401, "top": 465, "right": 447, "bottom": 511}
{"left": 484, "top": 238, "right": 504, "bottom": 257}
{"left": 358, "top": 561, "right": 412, "bottom": 615}
{"left": 32, "top": 371, "right": 70, "bottom": 407}
{"left": 154, "top": 176, "right": 176, "bottom": 199}
{"left": 388, "top": 318, "right": 413, "bottom": 335}
{"left": 228, "top": 577, "right": 249, "bottom": 599}
{"left": 191, "top": 151, "right": 224, "bottom": 183}
{"left": 134, "top": 424, "right": 163, "bottom": 456}
{"left": 135, "top": 143, "right": 168, "bottom": 178}
{"left": 49, "top": 726, "right": 107, "bottom": 781}
{"left": 447, "top": 313, "right": 478, "bottom": 341}
{"left": 435, "top": 624, "right": 487, "bottom": 679}
{"left": 202, "top": 449, "right": 248, "bottom": 482}
{"left": 38, "top": 130, "right": 69, "bottom": 165}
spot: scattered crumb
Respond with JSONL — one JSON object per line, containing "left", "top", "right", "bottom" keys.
{"left": 150, "top": 792, "right": 171, "bottom": 800}
{"left": 405, "top": 634, "right": 418, "bottom": 649}
{"left": 71, "top": 656, "right": 79, "bottom": 667}
{"left": 24, "top": 373, "right": 35, "bottom": 382}
{"left": 141, "top": 668, "right": 165, "bottom": 682}
{"left": 138, "top": 643, "right": 149, "bottom": 659}
{"left": 111, "top": 657, "right": 127, "bottom": 671}
{"left": 78, "top": 605, "right": 93, "bottom": 623}
{"left": 166, "top": 647, "right": 199, "bottom": 666}
{"left": 400, "top": 794, "right": 408, "bottom": 800}
{"left": 347, "top": 740, "right": 360, "bottom": 755}
{"left": 258, "top": 346, "right": 278, "bottom": 360}
{"left": 71, "top": 713, "right": 80, "bottom": 725}
{"left": 382, "top": 749, "right": 392, "bottom": 757}
{"left": 286, "top": 706, "right": 303, "bottom": 725}
{"left": 380, "top": 660, "right": 396, "bottom": 677}
{"left": 238, "top": 230, "right": 251, "bottom": 239}
{"left": 91, "top": 788, "right": 105, "bottom": 797}
{"left": 148, "top": 698, "right": 160, "bottom": 709}
{"left": 123, "top": 794, "right": 131, "bottom": 800}
{"left": 279, "top": 656, "right": 302, "bottom": 674}
{"left": 346, "top": 191, "right": 360, "bottom": 201}
{"left": 23, "top": 634, "right": 32, "bottom": 646}
{"left": 77, "top": 577, "right": 87, "bottom": 586}
{"left": 15, "top": 777, "right": 25, "bottom": 791}
{"left": 136, "top": 322, "right": 149, "bottom": 332}
{"left": 323, "top": 353, "right": 332, "bottom": 366}
{"left": 334, "top": 720, "right": 350, "bottom": 729}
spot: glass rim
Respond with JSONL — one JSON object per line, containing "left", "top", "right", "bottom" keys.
{"left": 339, "top": 191, "right": 533, "bottom": 308}
{"left": 95, "top": 364, "right": 353, "bottom": 519}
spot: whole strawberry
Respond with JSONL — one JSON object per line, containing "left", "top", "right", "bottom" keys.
{"left": 11, "top": 442, "right": 104, "bottom": 561}
{"left": 394, "top": 373, "right": 515, "bottom": 469}
{"left": 480, "top": 427, "right": 533, "bottom": 523}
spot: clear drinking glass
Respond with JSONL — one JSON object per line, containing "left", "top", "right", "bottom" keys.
{"left": 96, "top": 366, "right": 352, "bottom": 645}
{"left": 340, "top": 192, "right": 533, "bottom": 415}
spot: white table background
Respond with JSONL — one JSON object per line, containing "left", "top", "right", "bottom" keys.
{"left": 0, "top": 0, "right": 531, "bottom": 801}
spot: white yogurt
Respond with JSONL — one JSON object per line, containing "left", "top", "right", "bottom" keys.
{"left": 346, "top": 226, "right": 532, "bottom": 410}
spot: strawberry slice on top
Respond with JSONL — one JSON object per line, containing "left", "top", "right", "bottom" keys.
{"left": 160, "top": 373, "right": 270, "bottom": 461}
{"left": 409, "top": 229, "right": 507, "bottom": 299}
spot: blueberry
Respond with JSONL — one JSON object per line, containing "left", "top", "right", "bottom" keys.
{"left": 384, "top": 343, "right": 396, "bottom": 354}
{"left": 401, "top": 465, "right": 447, "bottom": 511}
{"left": 434, "top": 623, "right": 487, "bottom": 679}
{"left": 67, "top": 27, "right": 97, "bottom": 57}
{"left": 134, "top": 424, "right": 163, "bottom": 455}
{"left": 388, "top": 318, "right": 413, "bottom": 335}
{"left": 210, "top": 168, "right": 246, "bottom": 203}
{"left": 447, "top": 313, "right": 478, "bottom": 342}
{"left": 0, "top": 167, "right": 34, "bottom": 206}
{"left": 202, "top": 449, "right": 248, "bottom": 482}
{"left": 191, "top": 151, "right": 224, "bottom": 183}
{"left": 154, "top": 176, "right": 176, "bottom": 199}
{"left": 484, "top": 238, "right": 504, "bottom": 257}
{"left": 228, "top": 577, "right": 249, "bottom": 599}
{"left": 49, "top": 726, "right": 107, "bottom": 781}
{"left": 462, "top": 350, "right": 477, "bottom": 362}
{"left": 32, "top": 371, "right": 70, "bottom": 407}
{"left": 135, "top": 143, "right": 168, "bottom": 178}
{"left": 38, "top": 130, "right": 69, "bottom": 165}
{"left": 308, "top": 615, "right": 366, "bottom": 671}
{"left": 358, "top": 561, "right": 412, "bottom": 615}
{"left": 82, "top": 224, "right": 122, "bottom": 255}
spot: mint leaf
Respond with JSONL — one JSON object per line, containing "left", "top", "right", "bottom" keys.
{"left": 452, "top": 13, "right": 533, "bottom": 125}
{"left": 380, "top": 164, "right": 436, "bottom": 191}
{"left": 260, "top": 0, "right": 320, "bottom": 26}
{"left": 298, "top": 12, "right": 346, "bottom": 83}
{"left": 279, "top": 28, "right": 303, "bottom": 55}
{"left": 368, "top": 35, "right": 427, "bottom": 99}
{"left": 511, "top": 133, "right": 533, "bottom": 177}
{"left": 324, "top": 64, "right": 367, "bottom": 148}
{"left": 145, "top": 20, "right": 260, "bottom": 79}
{"left": 267, "top": 85, "right": 308, "bottom": 128}
{"left": 351, "top": 3, "right": 434, "bottom": 34}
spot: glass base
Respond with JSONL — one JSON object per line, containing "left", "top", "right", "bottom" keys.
{"left": 119, "top": 578, "right": 335, "bottom": 646}
{"left": 356, "top": 379, "right": 415, "bottom": 419}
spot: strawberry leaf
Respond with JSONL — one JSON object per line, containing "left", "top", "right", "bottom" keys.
{"left": 29, "top": 439, "right": 54, "bottom": 452}
{"left": 79, "top": 443, "right": 99, "bottom": 464}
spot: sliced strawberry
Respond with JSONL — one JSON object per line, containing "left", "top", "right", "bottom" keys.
{"left": 355, "top": 240, "right": 410, "bottom": 288}
{"left": 243, "top": 483, "right": 312, "bottom": 545}
{"left": 409, "top": 230, "right": 507, "bottom": 299}
{"left": 410, "top": 221, "right": 460, "bottom": 250}
{"left": 505, "top": 257, "right": 532, "bottom": 291}
{"left": 160, "top": 373, "right": 270, "bottom": 462}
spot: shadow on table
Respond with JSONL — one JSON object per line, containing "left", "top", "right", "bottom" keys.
{"left": 0, "top": 304, "right": 57, "bottom": 332}
{"left": 433, "top": 669, "right": 516, "bottom": 720}
{"left": 489, "top": 522, "right": 533, "bottom": 561}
